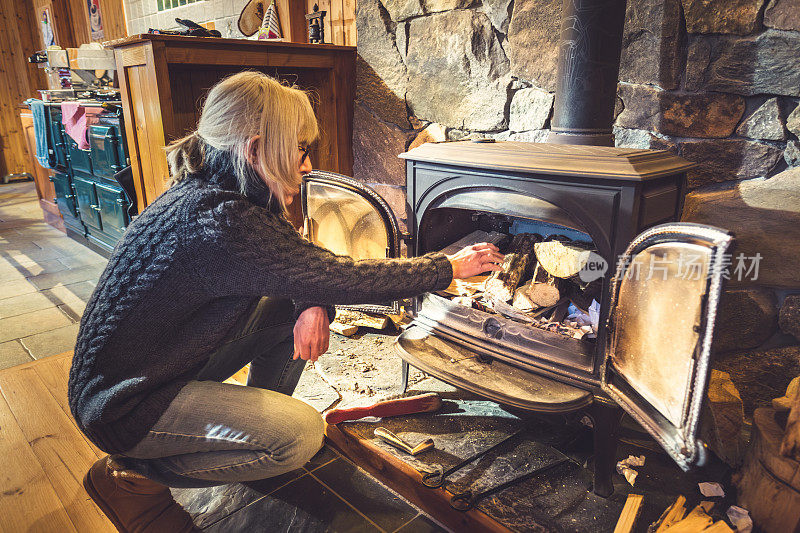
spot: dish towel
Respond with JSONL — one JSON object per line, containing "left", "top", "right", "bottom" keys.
{"left": 61, "top": 102, "right": 98, "bottom": 150}
{"left": 26, "top": 99, "right": 54, "bottom": 168}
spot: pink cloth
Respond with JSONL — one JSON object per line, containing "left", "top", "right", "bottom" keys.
{"left": 61, "top": 102, "right": 99, "bottom": 150}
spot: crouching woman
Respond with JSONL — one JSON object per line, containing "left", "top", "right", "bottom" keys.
{"left": 68, "top": 71, "right": 503, "bottom": 532}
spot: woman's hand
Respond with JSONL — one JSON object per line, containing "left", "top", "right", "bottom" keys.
{"left": 447, "top": 242, "right": 505, "bottom": 279}
{"left": 293, "top": 306, "right": 330, "bottom": 362}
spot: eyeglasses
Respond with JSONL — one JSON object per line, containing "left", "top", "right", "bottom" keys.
{"left": 299, "top": 144, "right": 312, "bottom": 165}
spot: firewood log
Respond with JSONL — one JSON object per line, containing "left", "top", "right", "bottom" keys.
{"left": 512, "top": 282, "right": 535, "bottom": 312}
{"left": 334, "top": 309, "right": 390, "bottom": 330}
{"left": 649, "top": 495, "right": 686, "bottom": 532}
{"left": 779, "top": 377, "right": 800, "bottom": 461}
{"left": 567, "top": 278, "right": 602, "bottom": 312}
{"left": 662, "top": 503, "right": 713, "bottom": 532}
{"left": 614, "top": 494, "right": 644, "bottom": 533}
{"left": 533, "top": 239, "right": 595, "bottom": 281}
{"left": 485, "top": 233, "right": 539, "bottom": 302}
{"left": 527, "top": 262, "right": 563, "bottom": 308}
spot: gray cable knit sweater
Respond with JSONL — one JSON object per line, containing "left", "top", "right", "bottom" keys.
{"left": 68, "top": 159, "right": 452, "bottom": 454}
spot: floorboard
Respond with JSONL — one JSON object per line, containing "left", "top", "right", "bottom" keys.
{"left": 33, "top": 355, "right": 105, "bottom": 459}
{"left": 0, "top": 357, "right": 114, "bottom": 532}
{"left": 0, "top": 390, "right": 79, "bottom": 533}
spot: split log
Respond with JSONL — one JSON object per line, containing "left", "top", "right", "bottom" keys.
{"left": 701, "top": 521, "right": 734, "bottom": 532}
{"left": 650, "top": 495, "right": 686, "bottom": 532}
{"left": 527, "top": 262, "right": 563, "bottom": 308}
{"left": 330, "top": 322, "right": 358, "bottom": 336}
{"left": 614, "top": 493, "right": 644, "bottom": 533}
{"left": 662, "top": 503, "right": 713, "bottom": 532}
{"left": 512, "top": 282, "right": 536, "bottom": 312}
{"left": 778, "top": 376, "right": 800, "bottom": 461}
{"left": 567, "top": 278, "right": 602, "bottom": 312}
{"left": 700, "top": 370, "right": 746, "bottom": 467}
{"left": 485, "top": 233, "right": 539, "bottom": 302}
{"left": 533, "top": 239, "right": 595, "bottom": 281}
{"left": 334, "top": 309, "right": 390, "bottom": 330}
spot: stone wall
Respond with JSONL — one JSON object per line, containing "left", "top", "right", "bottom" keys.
{"left": 354, "top": 0, "right": 800, "bottom": 402}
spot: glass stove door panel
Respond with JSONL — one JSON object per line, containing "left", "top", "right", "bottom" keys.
{"left": 602, "top": 223, "right": 732, "bottom": 471}
{"left": 301, "top": 170, "right": 401, "bottom": 314}
{"left": 304, "top": 181, "right": 392, "bottom": 260}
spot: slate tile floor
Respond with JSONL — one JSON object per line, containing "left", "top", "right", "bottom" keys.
{"left": 0, "top": 181, "right": 449, "bottom": 532}
{"left": 173, "top": 444, "right": 447, "bottom": 532}
{"left": 0, "top": 182, "right": 107, "bottom": 369}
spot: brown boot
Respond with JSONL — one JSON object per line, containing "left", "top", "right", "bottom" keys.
{"left": 83, "top": 456, "right": 200, "bottom": 533}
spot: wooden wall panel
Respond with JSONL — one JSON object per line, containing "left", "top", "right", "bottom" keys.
{"left": 0, "top": 0, "right": 126, "bottom": 179}
{"left": 98, "top": 0, "right": 128, "bottom": 40}
{"left": 305, "top": 0, "right": 355, "bottom": 46}
{"left": 0, "top": 0, "right": 46, "bottom": 178}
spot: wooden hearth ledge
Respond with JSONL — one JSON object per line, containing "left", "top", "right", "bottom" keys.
{"left": 325, "top": 422, "right": 514, "bottom": 533}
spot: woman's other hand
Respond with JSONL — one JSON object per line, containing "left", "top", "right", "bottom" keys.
{"left": 447, "top": 242, "right": 505, "bottom": 279}
{"left": 293, "top": 306, "right": 330, "bottom": 362}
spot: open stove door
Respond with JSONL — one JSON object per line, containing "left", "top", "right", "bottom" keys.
{"left": 301, "top": 170, "right": 402, "bottom": 314}
{"left": 601, "top": 222, "right": 733, "bottom": 471}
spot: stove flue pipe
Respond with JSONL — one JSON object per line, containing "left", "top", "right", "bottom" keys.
{"left": 547, "top": 0, "right": 628, "bottom": 147}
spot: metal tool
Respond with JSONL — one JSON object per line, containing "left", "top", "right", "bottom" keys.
{"left": 421, "top": 428, "right": 526, "bottom": 489}
{"left": 375, "top": 427, "right": 434, "bottom": 456}
{"left": 449, "top": 457, "right": 569, "bottom": 511}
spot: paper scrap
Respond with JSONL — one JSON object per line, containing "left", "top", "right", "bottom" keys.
{"left": 615, "top": 455, "right": 645, "bottom": 486}
{"left": 619, "top": 466, "right": 638, "bottom": 486}
{"left": 698, "top": 482, "right": 725, "bottom": 497}
{"left": 726, "top": 506, "right": 753, "bottom": 533}
{"left": 619, "top": 455, "right": 646, "bottom": 468}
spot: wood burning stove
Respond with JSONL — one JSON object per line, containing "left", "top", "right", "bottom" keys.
{"left": 300, "top": 141, "right": 733, "bottom": 496}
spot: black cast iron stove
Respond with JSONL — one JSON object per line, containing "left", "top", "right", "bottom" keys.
{"left": 300, "top": 0, "right": 734, "bottom": 498}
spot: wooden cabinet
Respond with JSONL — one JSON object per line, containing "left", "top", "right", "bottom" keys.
{"left": 108, "top": 34, "right": 356, "bottom": 214}
{"left": 19, "top": 109, "right": 65, "bottom": 231}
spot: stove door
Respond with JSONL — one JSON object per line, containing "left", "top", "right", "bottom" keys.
{"left": 301, "top": 170, "right": 402, "bottom": 314}
{"left": 601, "top": 222, "right": 733, "bottom": 471}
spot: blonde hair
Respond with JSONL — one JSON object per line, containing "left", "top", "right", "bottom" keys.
{"left": 166, "top": 71, "right": 319, "bottom": 209}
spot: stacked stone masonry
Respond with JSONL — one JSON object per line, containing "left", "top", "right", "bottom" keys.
{"left": 354, "top": 0, "right": 800, "bottom": 401}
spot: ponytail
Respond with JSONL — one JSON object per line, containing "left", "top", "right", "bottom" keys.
{"left": 166, "top": 131, "right": 205, "bottom": 186}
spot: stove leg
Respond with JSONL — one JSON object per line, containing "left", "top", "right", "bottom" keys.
{"left": 589, "top": 401, "right": 623, "bottom": 498}
{"left": 400, "top": 360, "right": 409, "bottom": 393}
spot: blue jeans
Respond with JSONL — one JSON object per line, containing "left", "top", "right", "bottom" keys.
{"left": 121, "top": 298, "right": 324, "bottom": 488}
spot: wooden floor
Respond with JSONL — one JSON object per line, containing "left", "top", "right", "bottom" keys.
{"left": 0, "top": 352, "right": 114, "bottom": 533}
{"left": 0, "top": 352, "right": 256, "bottom": 533}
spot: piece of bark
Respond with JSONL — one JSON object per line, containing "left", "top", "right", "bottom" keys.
{"left": 330, "top": 322, "right": 358, "bottom": 336}
{"left": 650, "top": 495, "right": 687, "bottom": 532}
{"left": 334, "top": 309, "right": 390, "bottom": 330}
{"left": 614, "top": 493, "right": 644, "bottom": 533}
{"left": 526, "top": 261, "right": 563, "bottom": 307}
{"left": 485, "top": 233, "right": 539, "bottom": 302}
{"left": 534, "top": 239, "right": 595, "bottom": 280}
{"left": 780, "top": 378, "right": 800, "bottom": 461}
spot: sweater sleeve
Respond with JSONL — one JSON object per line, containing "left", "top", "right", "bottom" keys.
{"left": 191, "top": 196, "right": 453, "bottom": 305}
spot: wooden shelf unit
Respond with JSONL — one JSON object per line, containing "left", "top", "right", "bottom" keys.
{"left": 108, "top": 34, "right": 356, "bottom": 213}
